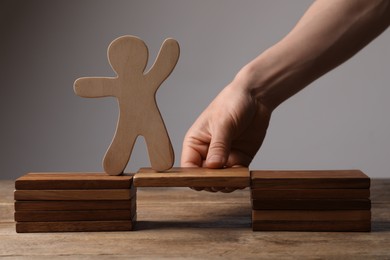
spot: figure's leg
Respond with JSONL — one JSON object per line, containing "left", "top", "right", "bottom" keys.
{"left": 103, "top": 113, "right": 137, "bottom": 175}
{"left": 143, "top": 109, "right": 174, "bottom": 171}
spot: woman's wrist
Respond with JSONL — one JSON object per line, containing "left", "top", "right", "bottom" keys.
{"left": 234, "top": 48, "right": 295, "bottom": 112}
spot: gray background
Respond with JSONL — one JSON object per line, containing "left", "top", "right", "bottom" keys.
{"left": 1, "top": 0, "right": 389, "bottom": 179}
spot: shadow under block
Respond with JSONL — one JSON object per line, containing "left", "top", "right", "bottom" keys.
{"left": 134, "top": 167, "right": 250, "bottom": 187}
{"left": 14, "top": 173, "right": 137, "bottom": 233}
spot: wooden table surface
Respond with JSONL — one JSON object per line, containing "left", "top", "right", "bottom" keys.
{"left": 1, "top": 179, "right": 389, "bottom": 259}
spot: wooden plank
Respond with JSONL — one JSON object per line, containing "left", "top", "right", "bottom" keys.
{"left": 15, "top": 173, "right": 134, "bottom": 190}
{"left": 251, "top": 189, "right": 370, "bottom": 200}
{"left": 15, "top": 209, "right": 136, "bottom": 222}
{"left": 252, "top": 220, "right": 371, "bottom": 232}
{"left": 16, "top": 220, "right": 135, "bottom": 233}
{"left": 74, "top": 36, "right": 180, "bottom": 175}
{"left": 251, "top": 199, "right": 371, "bottom": 210}
{"left": 14, "top": 189, "right": 136, "bottom": 201}
{"left": 134, "top": 167, "right": 250, "bottom": 187}
{"left": 2, "top": 180, "right": 390, "bottom": 258}
{"left": 14, "top": 200, "right": 135, "bottom": 211}
{"left": 251, "top": 170, "right": 370, "bottom": 189}
{"left": 252, "top": 210, "right": 371, "bottom": 221}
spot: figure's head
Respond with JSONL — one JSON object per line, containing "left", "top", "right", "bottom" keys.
{"left": 108, "top": 35, "right": 148, "bottom": 76}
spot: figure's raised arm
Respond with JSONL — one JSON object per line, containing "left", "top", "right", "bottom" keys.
{"left": 74, "top": 77, "right": 118, "bottom": 98}
{"left": 145, "top": 38, "right": 180, "bottom": 90}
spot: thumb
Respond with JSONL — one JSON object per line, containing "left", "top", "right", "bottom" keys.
{"left": 206, "top": 130, "right": 232, "bottom": 169}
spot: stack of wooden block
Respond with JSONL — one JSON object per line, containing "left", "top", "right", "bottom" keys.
{"left": 14, "top": 173, "right": 136, "bottom": 233}
{"left": 250, "top": 170, "right": 371, "bottom": 232}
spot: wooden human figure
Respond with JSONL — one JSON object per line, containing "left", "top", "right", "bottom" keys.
{"left": 74, "top": 36, "right": 180, "bottom": 175}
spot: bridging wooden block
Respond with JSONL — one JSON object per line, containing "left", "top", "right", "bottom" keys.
{"left": 134, "top": 167, "right": 250, "bottom": 187}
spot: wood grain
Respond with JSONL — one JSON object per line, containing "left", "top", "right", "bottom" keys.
{"left": 15, "top": 200, "right": 135, "bottom": 211}
{"left": 15, "top": 173, "right": 134, "bottom": 190}
{"left": 251, "top": 170, "right": 370, "bottom": 189}
{"left": 252, "top": 210, "right": 371, "bottom": 221}
{"left": 15, "top": 209, "right": 136, "bottom": 222}
{"left": 14, "top": 189, "right": 136, "bottom": 201}
{"left": 16, "top": 220, "right": 135, "bottom": 233}
{"left": 252, "top": 220, "right": 371, "bottom": 232}
{"left": 251, "top": 199, "right": 371, "bottom": 210}
{"left": 1, "top": 180, "right": 390, "bottom": 258}
{"left": 74, "top": 36, "right": 180, "bottom": 175}
{"left": 134, "top": 167, "right": 250, "bottom": 187}
{"left": 251, "top": 189, "right": 370, "bottom": 199}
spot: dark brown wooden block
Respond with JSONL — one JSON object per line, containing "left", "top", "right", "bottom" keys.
{"left": 14, "top": 189, "right": 136, "bottom": 201}
{"left": 15, "top": 173, "right": 134, "bottom": 190}
{"left": 134, "top": 167, "right": 250, "bottom": 187}
{"left": 252, "top": 210, "right": 371, "bottom": 221}
{"left": 252, "top": 220, "right": 371, "bottom": 232}
{"left": 251, "top": 199, "right": 371, "bottom": 210}
{"left": 15, "top": 209, "right": 136, "bottom": 222}
{"left": 251, "top": 189, "right": 370, "bottom": 200}
{"left": 251, "top": 170, "right": 370, "bottom": 189}
{"left": 15, "top": 199, "right": 135, "bottom": 211}
{"left": 16, "top": 220, "right": 135, "bottom": 233}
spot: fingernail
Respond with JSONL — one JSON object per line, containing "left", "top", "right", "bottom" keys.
{"left": 207, "top": 155, "right": 224, "bottom": 168}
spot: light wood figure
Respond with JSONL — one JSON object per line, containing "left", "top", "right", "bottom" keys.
{"left": 74, "top": 36, "right": 180, "bottom": 175}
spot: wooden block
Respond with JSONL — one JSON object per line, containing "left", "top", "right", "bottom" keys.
{"left": 251, "top": 199, "right": 371, "bottom": 210}
{"left": 14, "top": 189, "right": 136, "bottom": 201}
{"left": 16, "top": 220, "right": 135, "bottom": 233}
{"left": 15, "top": 173, "right": 134, "bottom": 190}
{"left": 252, "top": 220, "right": 371, "bottom": 232}
{"left": 251, "top": 170, "right": 370, "bottom": 189}
{"left": 134, "top": 167, "right": 250, "bottom": 187}
{"left": 15, "top": 200, "right": 135, "bottom": 211}
{"left": 15, "top": 209, "right": 136, "bottom": 222}
{"left": 252, "top": 210, "right": 371, "bottom": 221}
{"left": 251, "top": 189, "right": 370, "bottom": 200}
